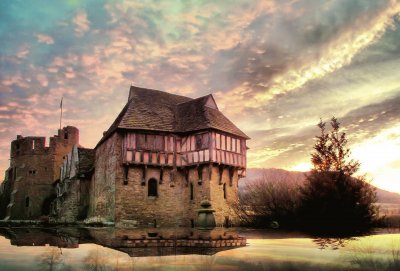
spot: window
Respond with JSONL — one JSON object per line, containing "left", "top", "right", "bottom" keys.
{"left": 195, "top": 133, "right": 210, "bottom": 150}
{"left": 25, "top": 197, "right": 30, "bottom": 207}
{"left": 32, "top": 140, "right": 35, "bottom": 150}
{"left": 153, "top": 219, "right": 157, "bottom": 228}
{"left": 224, "top": 216, "right": 230, "bottom": 228}
{"left": 195, "top": 135, "right": 202, "bottom": 150}
{"left": 123, "top": 166, "right": 129, "bottom": 185}
{"left": 190, "top": 183, "right": 194, "bottom": 200}
{"left": 223, "top": 183, "right": 227, "bottom": 199}
{"left": 148, "top": 178, "right": 158, "bottom": 197}
{"left": 229, "top": 168, "right": 234, "bottom": 186}
{"left": 197, "top": 166, "right": 203, "bottom": 182}
{"left": 190, "top": 219, "right": 195, "bottom": 228}
{"left": 29, "top": 170, "right": 36, "bottom": 175}
{"left": 159, "top": 168, "right": 164, "bottom": 183}
{"left": 64, "top": 132, "right": 69, "bottom": 140}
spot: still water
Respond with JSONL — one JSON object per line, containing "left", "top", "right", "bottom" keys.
{"left": 0, "top": 227, "right": 398, "bottom": 271}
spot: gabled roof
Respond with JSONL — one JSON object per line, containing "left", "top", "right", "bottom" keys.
{"left": 97, "top": 86, "right": 249, "bottom": 147}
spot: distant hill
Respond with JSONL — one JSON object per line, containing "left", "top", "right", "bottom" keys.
{"left": 240, "top": 168, "right": 400, "bottom": 204}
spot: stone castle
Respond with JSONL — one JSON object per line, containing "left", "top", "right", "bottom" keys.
{"left": 0, "top": 86, "right": 249, "bottom": 227}
{"left": 0, "top": 126, "right": 79, "bottom": 220}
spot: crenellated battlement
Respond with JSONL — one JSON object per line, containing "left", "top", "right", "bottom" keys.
{"left": 11, "top": 136, "right": 49, "bottom": 158}
{"left": 10, "top": 126, "right": 79, "bottom": 159}
{"left": 49, "top": 126, "right": 79, "bottom": 149}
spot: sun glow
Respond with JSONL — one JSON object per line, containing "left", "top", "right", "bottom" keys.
{"left": 290, "top": 162, "right": 312, "bottom": 172}
{"left": 352, "top": 124, "right": 400, "bottom": 193}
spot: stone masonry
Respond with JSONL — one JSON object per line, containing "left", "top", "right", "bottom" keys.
{"left": 0, "top": 126, "right": 79, "bottom": 220}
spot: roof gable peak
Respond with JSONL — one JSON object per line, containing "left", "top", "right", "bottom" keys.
{"left": 204, "top": 94, "right": 218, "bottom": 110}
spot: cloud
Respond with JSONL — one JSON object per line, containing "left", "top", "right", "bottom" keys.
{"left": 73, "top": 11, "right": 90, "bottom": 36}
{"left": 246, "top": 93, "right": 400, "bottom": 173}
{"left": 254, "top": 0, "right": 400, "bottom": 102}
{"left": 36, "top": 74, "right": 48, "bottom": 87}
{"left": 36, "top": 33, "right": 54, "bottom": 44}
{"left": 0, "top": 0, "right": 400, "bottom": 193}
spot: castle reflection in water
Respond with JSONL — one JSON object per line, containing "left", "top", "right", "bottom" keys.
{"left": 0, "top": 227, "right": 246, "bottom": 257}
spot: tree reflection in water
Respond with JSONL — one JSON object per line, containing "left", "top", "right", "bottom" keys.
{"left": 37, "top": 246, "right": 70, "bottom": 271}
{"left": 83, "top": 247, "right": 111, "bottom": 271}
{"left": 313, "top": 237, "right": 357, "bottom": 250}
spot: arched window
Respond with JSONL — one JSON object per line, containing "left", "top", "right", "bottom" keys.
{"left": 25, "top": 197, "right": 30, "bottom": 207}
{"left": 148, "top": 178, "right": 158, "bottom": 197}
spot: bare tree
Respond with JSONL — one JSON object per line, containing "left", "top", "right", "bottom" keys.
{"left": 83, "top": 247, "right": 110, "bottom": 271}
{"left": 236, "top": 172, "right": 302, "bottom": 227}
{"left": 37, "top": 247, "right": 65, "bottom": 271}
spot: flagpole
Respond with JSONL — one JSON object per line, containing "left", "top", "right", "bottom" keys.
{"left": 59, "top": 97, "right": 63, "bottom": 130}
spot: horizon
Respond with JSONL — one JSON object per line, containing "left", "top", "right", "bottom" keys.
{"left": 1, "top": 1, "right": 400, "bottom": 193}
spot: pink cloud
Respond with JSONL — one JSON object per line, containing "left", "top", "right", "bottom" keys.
{"left": 1, "top": 72, "right": 29, "bottom": 88}
{"left": 36, "top": 33, "right": 54, "bottom": 45}
{"left": 73, "top": 11, "right": 90, "bottom": 36}
{"left": 36, "top": 74, "right": 49, "bottom": 87}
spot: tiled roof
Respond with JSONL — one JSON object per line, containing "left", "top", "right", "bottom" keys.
{"left": 97, "top": 86, "right": 249, "bottom": 147}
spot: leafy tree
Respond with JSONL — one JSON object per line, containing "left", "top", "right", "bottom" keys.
{"left": 300, "top": 117, "right": 378, "bottom": 234}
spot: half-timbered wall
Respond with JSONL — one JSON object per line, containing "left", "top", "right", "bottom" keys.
{"left": 122, "top": 131, "right": 247, "bottom": 169}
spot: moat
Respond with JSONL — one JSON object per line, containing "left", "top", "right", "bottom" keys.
{"left": 0, "top": 227, "right": 399, "bottom": 271}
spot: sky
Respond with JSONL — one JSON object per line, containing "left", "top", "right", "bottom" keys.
{"left": 0, "top": 0, "right": 400, "bottom": 192}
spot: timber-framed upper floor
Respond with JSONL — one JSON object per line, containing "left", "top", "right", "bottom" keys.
{"left": 122, "top": 130, "right": 247, "bottom": 169}
{"left": 97, "top": 86, "right": 249, "bottom": 172}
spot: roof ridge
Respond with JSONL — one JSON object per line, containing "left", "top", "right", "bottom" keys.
{"left": 96, "top": 86, "right": 249, "bottom": 149}
{"left": 129, "top": 85, "right": 193, "bottom": 102}
{"left": 176, "top": 94, "right": 211, "bottom": 105}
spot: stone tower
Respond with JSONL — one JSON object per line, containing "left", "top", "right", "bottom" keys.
{"left": 1, "top": 126, "right": 79, "bottom": 220}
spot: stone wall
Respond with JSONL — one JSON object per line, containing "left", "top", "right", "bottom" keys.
{"left": 2, "top": 126, "right": 78, "bottom": 220}
{"left": 55, "top": 179, "right": 80, "bottom": 223}
{"left": 91, "top": 130, "right": 241, "bottom": 227}
{"left": 114, "top": 163, "right": 239, "bottom": 227}
{"left": 8, "top": 148, "right": 55, "bottom": 219}
{"left": 0, "top": 169, "right": 13, "bottom": 218}
{"left": 50, "top": 127, "right": 80, "bottom": 181}
{"left": 115, "top": 167, "right": 191, "bottom": 227}
{"left": 89, "top": 132, "right": 122, "bottom": 221}
{"left": 209, "top": 166, "right": 240, "bottom": 226}
{"left": 54, "top": 177, "right": 91, "bottom": 223}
